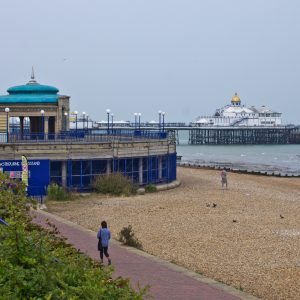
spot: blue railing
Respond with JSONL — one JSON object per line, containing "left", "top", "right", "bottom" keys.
{"left": 1, "top": 130, "right": 168, "bottom": 144}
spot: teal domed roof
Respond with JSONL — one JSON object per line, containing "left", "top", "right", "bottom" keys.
{"left": 7, "top": 83, "right": 59, "bottom": 94}
{"left": 0, "top": 73, "right": 60, "bottom": 104}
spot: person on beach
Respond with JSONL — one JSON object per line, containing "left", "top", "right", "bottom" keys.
{"left": 220, "top": 169, "right": 228, "bottom": 189}
{"left": 97, "top": 221, "right": 112, "bottom": 265}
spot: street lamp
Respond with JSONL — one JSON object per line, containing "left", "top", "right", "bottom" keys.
{"left": 158, "top": 110, "right": 162, "bottom": 131}
{"left": 106, "top": 109, "right": 110, "bottom": 134}
{"left": 134, "top": 112, "right": 138, "bottom": 129}
{"left": 162, "top": 112, "right": 166, "bottom": 132}
{"left": 74, "top": 111, "right": 78, "bottom": 132}
{"left": 111, "top": 113, "right": 114, "bottom": 134}
{"left": 82, "top": 112, "right": 86, "bottom": 129}
{"left": 5, "top": 107, "right": 9, "bottom": 143}
{"left": 64, "top": 112, "right": 68, "bottom": 131}
{"left": 138, "top": 113, "right": 141, "bottom": 130}
{"left": 40, "top": 109, "right": 45, "bottom": 139}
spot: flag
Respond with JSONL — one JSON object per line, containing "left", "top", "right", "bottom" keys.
{"left": 21, "top": 155, "right": 29, "bottom": 188}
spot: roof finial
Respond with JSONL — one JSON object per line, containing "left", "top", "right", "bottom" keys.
{"left": 28, "top": 66, "right": 37, "bottom": 84}
{"left": 31, "top": 66, "right": 35, "bottom": 80}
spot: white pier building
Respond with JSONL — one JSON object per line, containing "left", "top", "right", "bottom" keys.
{"left": 193, "top": 93, "right": 282, "bottom": 127}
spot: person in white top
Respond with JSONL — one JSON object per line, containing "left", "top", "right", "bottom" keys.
{"left": 220, "top": 169, "right": 228, "bottom": 189}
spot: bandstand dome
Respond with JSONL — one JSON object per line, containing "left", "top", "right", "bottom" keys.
{"left": 7, "top": 83, "right": 59, "bottom": 95}
{"left": 0, "top": 79, "right": 59, "bottom": 104}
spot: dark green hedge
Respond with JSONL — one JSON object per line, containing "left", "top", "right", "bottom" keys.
{"left": 0, "top": 174, "right": 147, "bottom": 299}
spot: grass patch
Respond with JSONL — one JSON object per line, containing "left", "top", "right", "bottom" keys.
{"left": 144, "top": 184, "right": 157, "bottom": 193}
{"left": 47, "top": 183, "right": 71, "bottom": 201}
{"left": 92, "top": 173, "right": 137, "bottom": 196}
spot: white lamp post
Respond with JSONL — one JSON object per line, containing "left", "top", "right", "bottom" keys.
{"left": 158, "top": 110, "right": 162, "bottom": 131}
{"left": 138, "top": 113, "right": 141, "bottom": 130}
{"left": 106, "top": 109, "right": 110, "bottom": 134}
{"left": 5, "top": 107, "right": 9, "bottom": 143}
{"left": 82, "top": 112, "right": 86, "bottom": 129}
{"left": 162, "top": 111, "right": 166, "bottom": 132}
{"left": 111, "top": 113, "right": 114, "bottom": 134}
{"left": 134, "top": 112, "right": 138, "bottom": 129}
{"left": 40, "top": 109, "right": 45, "bottom": 138}
{"left": 74, "top": 111, "right": 78, "bottom": 131}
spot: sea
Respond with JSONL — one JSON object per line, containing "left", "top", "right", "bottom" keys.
{"left": 176, "top": 131, "right": 300, "bottom": 175}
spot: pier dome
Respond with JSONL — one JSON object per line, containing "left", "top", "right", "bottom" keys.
{"left": 231, "top": 93, "right": 241, "bottom": 106}
{"left": 231, "top": 93, "right": 240, "bottom": 102}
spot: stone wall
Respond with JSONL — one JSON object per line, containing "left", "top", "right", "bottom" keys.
{"left": 0, "top": 139, "right": 176, "bottom": 161}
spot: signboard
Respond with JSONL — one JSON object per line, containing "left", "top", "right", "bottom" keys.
{"left": 69, "top": 112, "right": 76, "bottom": 122}
{"left": 0, "top": 159, "right": 50, "bottom": 196}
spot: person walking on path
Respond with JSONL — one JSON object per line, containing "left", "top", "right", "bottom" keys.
{"left": 220, "top": 169, "right": 228, "bottom": 189}
{"left": 97, "top": 220, "right": 112, "bottom": 265}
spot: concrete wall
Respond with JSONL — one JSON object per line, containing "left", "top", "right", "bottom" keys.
{"left": 0, "top": 139, "right": 176, "bottom": 161}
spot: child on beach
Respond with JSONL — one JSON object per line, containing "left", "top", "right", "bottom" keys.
{"left": 220, "top": 169, "right": 228, "bottom": 189}
{"left": 97, "top": 221, "right": 112, "bottom": 265}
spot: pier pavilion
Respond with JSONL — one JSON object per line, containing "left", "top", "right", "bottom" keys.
{"left": 0, "top": 74, "right": 176, "bottom": 196}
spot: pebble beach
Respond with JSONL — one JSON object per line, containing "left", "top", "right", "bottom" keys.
{"left": 46, "top": 166, "right": 300, "bottom": 300}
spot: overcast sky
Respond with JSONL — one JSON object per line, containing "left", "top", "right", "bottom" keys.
{"left": 0, "top": 0, "right": 299, "bottom": 124}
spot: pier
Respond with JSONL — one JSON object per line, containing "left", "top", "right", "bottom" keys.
{"left": 93, "top": 122, "right": 300, "bottom": 145}
{"left": 189, "top": 126, "right": 294, "bottom": 145}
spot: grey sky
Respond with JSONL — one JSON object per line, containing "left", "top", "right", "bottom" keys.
{"left": 0, "top": 0, "right": 299, "bottom": 124}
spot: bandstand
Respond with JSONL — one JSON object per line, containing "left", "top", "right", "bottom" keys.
{"left": 0, "top": 74, "right": 176, "bottom": 196}
{"left": 0, "top": 70, "right": 70, "bottom": 138}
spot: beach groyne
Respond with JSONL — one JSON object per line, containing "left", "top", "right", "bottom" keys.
{"left": 177, "top": 161, "right": 300, "bottom": 177}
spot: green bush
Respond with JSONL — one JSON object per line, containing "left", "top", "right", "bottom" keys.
{"left": 145, "top": 184, "right": 157, "bottom": 193}
{"left": 118, "top": 225, "right": 143, "bottom": 249}
{"left": 0, "top": 173, "right": 148, "bottom": 299}
{"left": 92, "top": 173, "right": 137, "bottom": 196}
{"left": 47, "top": 183, "right": 70, "bottom": 201}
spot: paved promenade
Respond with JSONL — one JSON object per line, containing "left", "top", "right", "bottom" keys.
{"left": 33, "top": 210, "right": 258, "bottom": 300}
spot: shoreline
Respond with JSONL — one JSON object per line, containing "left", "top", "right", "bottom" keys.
{"left": 177, "top": 161, "right": 300, "bottom": 177}
{"left": 46, "top": 167, "right": 300, "bottom": 300}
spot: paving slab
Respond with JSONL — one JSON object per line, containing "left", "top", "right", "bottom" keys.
{"left": 32, "top": 210, "right": 259, "bottom": 300}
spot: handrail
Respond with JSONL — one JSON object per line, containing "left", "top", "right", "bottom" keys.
{"left": 0, "top": 130, "right": 168, "bottom": 144}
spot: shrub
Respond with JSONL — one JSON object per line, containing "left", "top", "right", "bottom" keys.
{"left": 145, "top": 184, "right": 157, "bottom": 193}
{"left": 47, "top": 183, "right": 70, "bottom": 201}
{"left": 92, "top": 173, "right": 137, "bottom": 196}
{"left": 118, "top": 225, "right": 143, "bottom": 249}
{"left": 0, "top": 173, "right": 148, "bottom": 299}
